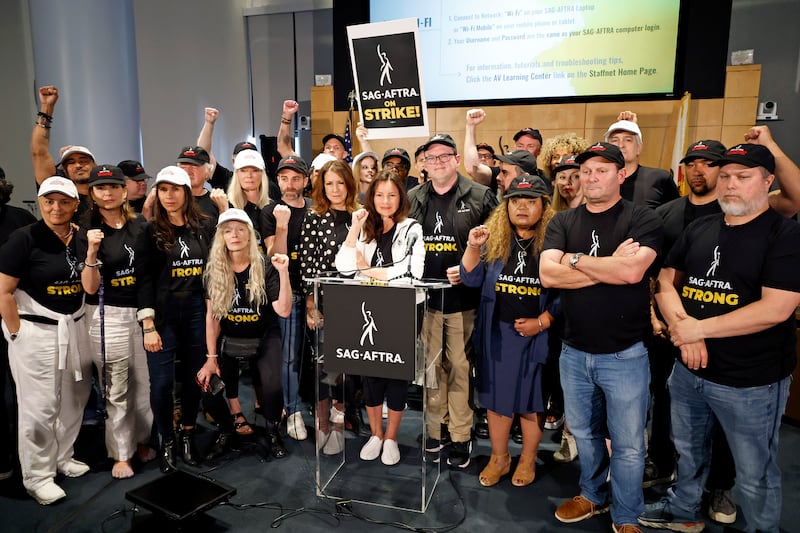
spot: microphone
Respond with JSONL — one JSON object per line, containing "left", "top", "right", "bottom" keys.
{"left": 404, "top": 232, "right": 419, "bottom": 258}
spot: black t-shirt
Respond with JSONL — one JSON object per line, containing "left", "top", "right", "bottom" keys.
{"left": 495, "top": 237, "right": 541, "bottom": 322}
{"left": 422, "top": 187, "right": 458, "bottom": 279}
{"left": 542, "top": 199, "right": 663, "bottom": 353}
{"left": 0, "top": 220, "right": 83, "bottom": 314}
{"left": 656, "top": 197, "right": 722, "bottom": 259}
{"left": 76, "top": 216, "right": 148, "bottom": 307}
{"left": 0, "top": 205, "right": 36, "bottom": 247}
{"left": 371, "top": 226, "right": 397, "bottom": 267}
{"left": 219, "top": 263, "right": 281, "bottom": 338}
{"left": 332, "top": 209, "right": 350, "bottom": 246}
{"left": 666, "top": 209, "right": 800, "bottom": 387}
{"left": 128, "top": 197, "right": 146, "bottom": 214}
{"left": 260, "top": 199, "right": 309, "bottom": 292}
{"left": 195, "top": 192, "right": 220, "bottom": 222}
{"left": 209, "top": 164, "right": 233, "bottom": 191}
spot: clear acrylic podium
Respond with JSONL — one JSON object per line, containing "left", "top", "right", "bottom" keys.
{"left": 309, "top": 276, "right": 448, "bottom": 513}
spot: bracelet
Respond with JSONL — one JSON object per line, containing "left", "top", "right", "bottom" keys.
{"left": 467, "top": 243, "right": 480, "bottom": 249}
{"left": 537, "top": 318, "right": 544, "bottom": 333}
{"left": 35, "top": 122, "right": 51, "bottom": 129}
{"left": 280, "top": 117, "right": 291, "bottom": 125}
{"left": 37, "top": 111, "right": 53, "bottom": 122}
{"left": 207, "top": 354, "right": 218, "bottom": 358}
{"left": 142, "top": 326, "right": 156, "bottom": 334}
{"left": 85, "top": 260, "right": 103, "bottom": 268}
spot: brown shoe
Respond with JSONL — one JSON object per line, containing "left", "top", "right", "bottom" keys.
{"left": 612, "top": 524, "right": 643, "bottom": 533}
{"left": 555, "top": 495, "right": 609, "bottom": 523}
{"left": 511, "top": 453, "right": 536, "bottom": 487}
{"left": 478, "top": 453, "right": 510, "bottom": 486}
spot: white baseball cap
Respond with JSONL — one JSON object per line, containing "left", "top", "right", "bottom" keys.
{"left": 604, "top": 120, "right": 643, "bottom": 143}
{"left": 56, "top": 145, "right": 95, "bottom": 167}
{"left": 38, "top": 176, "right": 79, "bottom": 199}
{"left": 310, "top": 153, "right": 337, "bottom": 171}
{"left": 155, "top": 165, "right": 191, "bottom": 187}
{"left": 233, "top": 149, "right": 265, "bottom": 170}
{"left": 216, "top": 208, "right": 253, "bottom": 227}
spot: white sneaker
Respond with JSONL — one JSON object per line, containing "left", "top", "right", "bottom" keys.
{"left": 316, "top": 429, "right": 330, "bottom": 450}
{"left": 322, "top": 430, "right": 344, "bottom": 455}
{"left": 359, "top": 436, "right": 383, "bottom": 460}
{"left": 28, "top": 480, "right": 66, "bottom": 505}
{"left": 381, "top": 439, "right": 400, "bottom": 465}
{"left": 58, "top": 458, "right": 90, "bottom": 478}
{"left": 287, "top": 411, "right": 308, "bottom": 441}
{"left": 330, "top": 406, "right": 345, "bottom": 424}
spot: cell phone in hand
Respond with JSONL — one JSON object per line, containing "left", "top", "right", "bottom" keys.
{"left": 208, "top": 374, "right": 225, "bottom": 395}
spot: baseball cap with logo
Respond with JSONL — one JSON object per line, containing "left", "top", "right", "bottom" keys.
{"left": 476, "top": 143, "right": 495, "bottom": 156}
{"left": 38, "top": 176, "right": 79, "bottom": 199}
{"left": 505, "top": 175, "right": 549, "bottom": 199}
{"left": 155, "top": 166, "right": 191, "bottom": 187}
{"left": 423, "top": 133, "right": 458, "bottom": 152}
{"left": 553, "top": 154, "right": 580, "bottom": 175}
{"left": 710, "top": 144, "right": 776, "bottom": 174}
{"left": 89, "top": 165, "right": 126, "bottom": 187}
{"left": 576, "top": 142, "right": 625, "bottom": 168}
{"left": 234, "top": 149, "right": 266, "bottom": 170}
{"left": 513, "top": 128, "right": 543, "bottom": 143}
{"left": 680, "top": 140, "right": 727, "bottom": 164}
{"left": 604, "top": 120, "right": 643, "bottom": 143}
{"left": 57, "top": 145, "right": 95, "bottom": 167}
{"left": 176, "top": 146, "right": 210, "bottom": 165}
{"left": 118, "top": 160, "right": 152, "bottom": 182}
{"left": 216, "top": 208, "right": 253, "bottom": 228}
{"left": 495, "top": 150, "right": 538, "bottom": 175}
{"left": 382, "top": 147, "right": 411, "bottom": 167}
{"left": 277, "top": 155, "right": 309, "bottom": 176}
{"left": 233, "top": 141, "right": 258, "bottom": 155}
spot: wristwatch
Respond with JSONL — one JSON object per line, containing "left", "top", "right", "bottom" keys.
{"left": 569, "top": 252, "right": 584, "bottom": 270}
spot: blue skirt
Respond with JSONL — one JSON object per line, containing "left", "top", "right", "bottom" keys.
{"left": 476, "top": 320, "right": 545, "bottom": 418}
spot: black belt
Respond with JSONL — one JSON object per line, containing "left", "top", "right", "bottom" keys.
{"left": 20, "top": 313, "right": 85, "bottom": 326}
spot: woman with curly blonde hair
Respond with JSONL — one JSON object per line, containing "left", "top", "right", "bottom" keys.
{"left": 202, "top": 209, "right": 292, "bottom": 459}
{"left": 460, "top": 176, "right": 559, "bottom": 488}
{"left": 537, "top": 133, "right": 589, "bottom": 182}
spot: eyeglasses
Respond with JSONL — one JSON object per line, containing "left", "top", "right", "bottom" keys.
{"left": 477, "top": 153, "right": 494, "bottom": 161}
{"left": 423, "top": 153, "right": 456, "bottom": 164}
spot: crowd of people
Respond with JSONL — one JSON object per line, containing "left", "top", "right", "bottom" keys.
{"left": 0, "top": 85, "right": 798, "bottom": 533}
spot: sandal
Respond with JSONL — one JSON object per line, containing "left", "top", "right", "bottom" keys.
{"left": 232, "top": 412, "right": 254, "bottom": 436}
{"left": 512, "top": 453, "right": 536, "bottom": 487}
{"left": 479, "top": 453, "right": 510, "bottom": 487}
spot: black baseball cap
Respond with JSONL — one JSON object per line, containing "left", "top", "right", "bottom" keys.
{"left": 513, "top": 128, "right": 543, "bottom": 143}
{"left": 176, "top": 146, "right": 210, "bottom": 165}
{"left": 233, "top": 141, "right": 258, "bottom": 155}
{"left": 423, "top": 133, "right": 458, "bottom": 152}
{"left": 322, "top": 133, "right": 346, "bottom": 149}
{"left": 276, "top": 155, "right": 309, "bottom": 176}
{"left": 505, "top": 175, "right": 549, "bottom": 199}
{"left": 89, "top": 164, "right": 126, "bottom": 186}
{"left": 710, "top": 144, "right": 775, "bottom": 174}
{"left": 575, "top": 142, "right": 625, "bottom": 168}
{"left": 118, "top": 160, "right": 151, "bottom": 182}
{"left": 553, "top": 154, "right": 580, "bottom": 175}
{"left": 476, "top": 143, "right": 495, "bottom": 155}
{"left": 382, "top": 147, "right": 411, "bottom": 167}
{"left": 680, "top": 140, "right": 727, "bottom": 164}
{"left": 495, "top": 150, "right": 538, "bottom": 175}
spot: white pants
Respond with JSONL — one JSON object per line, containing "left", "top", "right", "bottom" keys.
{"left": 85, "top": 304, "right": 153, "bottom": 461}
{"left": 3, "top": 318, "right": 91, "bottom": 491}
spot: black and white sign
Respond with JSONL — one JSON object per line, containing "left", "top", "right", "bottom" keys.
{"left": 347, "top": 19, "right": 429, "bottom": 140}
{"left": 323, "top": 284, "right": 416, "bottom": 380}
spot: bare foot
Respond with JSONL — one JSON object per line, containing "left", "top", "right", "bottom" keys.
{"left": 112, "top": 460, "right": 134, "bottom": 479}
{"left": 137, "top": 444, "right": 156, "bottom": 463}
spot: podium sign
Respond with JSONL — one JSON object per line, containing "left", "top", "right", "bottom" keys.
{"left": 322, "top": 283, "right": 416, "bottom": 381}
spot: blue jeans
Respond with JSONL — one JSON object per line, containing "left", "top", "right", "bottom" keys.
{"left": 146, "top": 295, "right": 206, "bottom": 440}
{"left": 667, "top": 362, "right": 789, "bottom": 533}
{"left": 560, "top": 341, "right": 650, "bottom": 526}
{"left": 279, "top": 294, "right": 304, "bottom": 414}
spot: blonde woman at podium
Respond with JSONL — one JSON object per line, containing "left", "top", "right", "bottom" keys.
{"left": 460, "top": 176, "right": 558, "bottom": 487}
{"left": 335, "top": 170, "right": 425, "bottom": 465}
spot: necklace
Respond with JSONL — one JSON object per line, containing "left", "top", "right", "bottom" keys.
{"left": 513, "top": 233, "right": 534, "bottom": 257}
{"left": 54, "top": 226, "right": 74, "bottom": 240}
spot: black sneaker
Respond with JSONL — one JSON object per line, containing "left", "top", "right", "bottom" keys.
{"left": 511, "top": 422, "right": 523, "bottom": 444}
{"left": 447, "top": 440, "right": 472, "bottom": 468}
{"left": 474, "top": 409, "right": 489, "bottom": 439}
{"left": 642, "top": 459, "right": 675, "bottom": 488}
